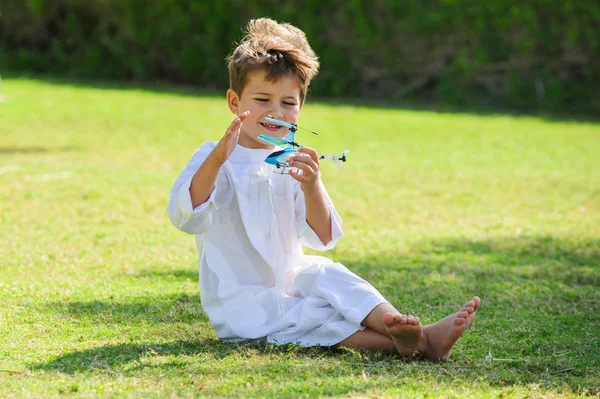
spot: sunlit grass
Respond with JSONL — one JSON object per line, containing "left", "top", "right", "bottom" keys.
{"left": 1, "top": 78, "right": 599, "bottom": 398}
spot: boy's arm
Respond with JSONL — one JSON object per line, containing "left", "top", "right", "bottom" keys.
{"left": 290, "top": 147, "right": 341, "bottom": 247}
{"left": 190, "top": 112, "right": 249, "bottom": 208}
{"left": 189, "top": 151, "right": 225, "bottom": 208}
{"left": 167, "top": 112, "right": 249, "bottom": 234}
{"left": 167, "top": 145, "right": 218, "bottom": 234}
{"left": 302, "top": 183, "right": 332, "bottom": 245}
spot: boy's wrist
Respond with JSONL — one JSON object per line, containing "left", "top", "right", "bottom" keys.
{"left": 300, "top": 181, "right": 321, "bottom": 196}
{"left": 208, "top": 149, "right": 227, "bottom": 167}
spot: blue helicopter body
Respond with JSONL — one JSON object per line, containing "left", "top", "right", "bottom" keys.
{"left": 264, "top": 148, "right": 296, "bottom": 167}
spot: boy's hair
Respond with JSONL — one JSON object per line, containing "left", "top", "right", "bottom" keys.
{"left": 227, "top": 18, "right": 319, "bottom": 104}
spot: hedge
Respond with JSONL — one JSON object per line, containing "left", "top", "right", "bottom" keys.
{"left": 1, "top": 0, "right": 598, "bottom": 113}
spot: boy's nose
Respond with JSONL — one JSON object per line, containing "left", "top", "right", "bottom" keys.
{"left": 269, "top": 105, "right": 284, "bottom": 119}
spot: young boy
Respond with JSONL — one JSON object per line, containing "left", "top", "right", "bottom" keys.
{"left": 168, "top": 18, "right": 480, "bottom": 360}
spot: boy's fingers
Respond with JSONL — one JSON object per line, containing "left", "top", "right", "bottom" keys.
{"left": 226, "top": 112, "right": 249, "bottom": 133}
{"left": 232, "top": 111, "right": 249, "bottom": 127}
{"left": 222, "top": 124, "right": 240, "bottom": 145}
{"left": 289, "top": 160, "right": 315, "bottom": 177}
{"left": 228, "top": 128, "right": 240, "bottom": 141}
{"left": 229, "top": 111, "right": 249, "bottom": 126}
{"left": 290, "top": 154, "right": 318, "bottom": 170}
{"left": 288, "top": 169, "right": 305, "bottom": 182}
{"left": 226, "top": 118, "right": 240, "bottom": 132}
{"left": 298, "top": 147, "right": 319, "bottom": 164}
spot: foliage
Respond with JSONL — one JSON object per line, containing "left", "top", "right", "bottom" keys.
{"left": 1, "top": 0, "right": 599, "bottom": 113}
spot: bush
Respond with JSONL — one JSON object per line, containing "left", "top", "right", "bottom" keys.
{"left": 1, "top": 0, "right": 598, "bottom": 113}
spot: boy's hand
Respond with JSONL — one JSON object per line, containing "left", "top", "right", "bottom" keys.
{"left": 289, "top": 147, "right": 321, "bottom": 193}
{"left": 212, "top": 111, "right": 250, "bottom": 165}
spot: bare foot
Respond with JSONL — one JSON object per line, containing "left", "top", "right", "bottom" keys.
{"left": 420, "top": 296, "right": 481, "bottom": 361}
{"left": 383, "top": 313, "right": 422, "bottom": 357}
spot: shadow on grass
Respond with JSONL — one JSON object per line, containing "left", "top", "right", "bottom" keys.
{"left": 32, "top": 339, "right": 344, "bottom": 374}
{"left": 336, "top": 235, "right": 600, "bottom": 286}
{"left": 30, "top": 338, "right": 592, "bottom": 396}
{"left": 134, "top": 269, "right": 198, "bottom": 281}
{"left": 46, "top": 293, "right": 207, "bottom": 325}
{"left": 0, "top": 146, "right": 77, "bottom": 154}
{"left": 5, "top": 73, "right": 600, "bottom": 124}
{"left": 422, "top": 236, "right": 600, "bottom": 267}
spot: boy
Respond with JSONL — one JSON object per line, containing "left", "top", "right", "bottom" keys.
{"left": 167, "top": 18, "right": 480, "bottom": 360}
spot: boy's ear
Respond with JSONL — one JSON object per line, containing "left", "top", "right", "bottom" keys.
{"left": 227, "top": 89, "right": 240, "bottom": 115}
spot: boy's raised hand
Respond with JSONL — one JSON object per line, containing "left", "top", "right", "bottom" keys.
{"left": 213, "top": 111, "right": 250, "bottom": 164}
{"left": 289, "top": 147, "right": 321, "bottom": 193}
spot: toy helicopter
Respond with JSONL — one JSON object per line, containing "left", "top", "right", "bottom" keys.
{"left": 258, "top": 116, "right": 349, "bottom": 174}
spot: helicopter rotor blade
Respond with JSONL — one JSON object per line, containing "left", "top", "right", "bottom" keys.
{"left": 258, "top": 135, "right": 303, "bottom": 148}
{"left": 265, "top": 116, "right": 318, "bottom": 135}
{"left": 297, "top": 126, "right": 318, "bottom": 135}
{"left": 258, "top": 135, "right": 292, "bottom": 147}
{"left": 265, "top": 116, "right": 296, "bottom": 130}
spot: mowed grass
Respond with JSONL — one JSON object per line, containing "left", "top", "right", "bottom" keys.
{"left": 0, "top": 78, "right": 599, "bottom": 398}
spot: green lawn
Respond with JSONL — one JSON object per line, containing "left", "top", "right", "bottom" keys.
{"left": 1, "top": 78, "right": 599, "bottom": 398}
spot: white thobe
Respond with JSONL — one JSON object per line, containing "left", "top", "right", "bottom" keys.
{"left": 167, "top": 142, "right": 387, "bottom": 346}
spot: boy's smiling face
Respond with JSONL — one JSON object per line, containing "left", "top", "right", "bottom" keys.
{"left": 227, "top": 69, "right": 302, "bottom": 149}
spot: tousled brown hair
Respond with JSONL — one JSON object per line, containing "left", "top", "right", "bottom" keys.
{"left": 227, "top": 18, "right": 319, "bottom": 103}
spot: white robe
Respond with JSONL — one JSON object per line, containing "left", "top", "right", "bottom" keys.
{"left": 167, "top": 142, "right": 387, "bottom": 346}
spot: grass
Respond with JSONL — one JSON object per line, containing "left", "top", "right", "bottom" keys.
{"left": 0, "top": 77, "right": 599, "bottom": 398}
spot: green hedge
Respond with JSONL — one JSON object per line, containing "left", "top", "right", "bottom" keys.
{"left": 1, "top": 0, "right": 598, "bottom": 113}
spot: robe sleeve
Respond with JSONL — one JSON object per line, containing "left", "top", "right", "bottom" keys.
{"left": 167, "top": 143, "right": 218, "bottom": 235}
{"left": 294, "top": 178, "right": 343, "bottom": 251}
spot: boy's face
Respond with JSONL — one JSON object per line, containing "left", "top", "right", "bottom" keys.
{"left": 227, "top": 69, "right": 302, "bottom": 149}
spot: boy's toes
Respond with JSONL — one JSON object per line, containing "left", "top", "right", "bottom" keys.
{"left": 383, "top": 313, "right": 395, "bottom": 327}
{"left": 462, "top": 304, "right": 475, "bottom": 313}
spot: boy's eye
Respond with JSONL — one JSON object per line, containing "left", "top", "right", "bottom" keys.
{"left": 283, "top": 102, "right": 296, "bottom": 106}
{"left": 255, "top": 98, "right": 268, "bottom": 102}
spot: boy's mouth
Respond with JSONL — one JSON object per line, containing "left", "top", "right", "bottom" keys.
{"left": 260, "top": 122, "right": 283, "bottom": 133}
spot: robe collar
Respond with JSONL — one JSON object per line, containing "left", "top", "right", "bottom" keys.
{"left": 228, "top": 144, "right": 276, "bottom": 164}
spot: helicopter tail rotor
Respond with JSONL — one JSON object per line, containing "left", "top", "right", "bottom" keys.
{"left": 318, "top": 150, "right": 349, "bottom": 169}
{"left": 340, "top": 150, "right": 349, "bottom": 162}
